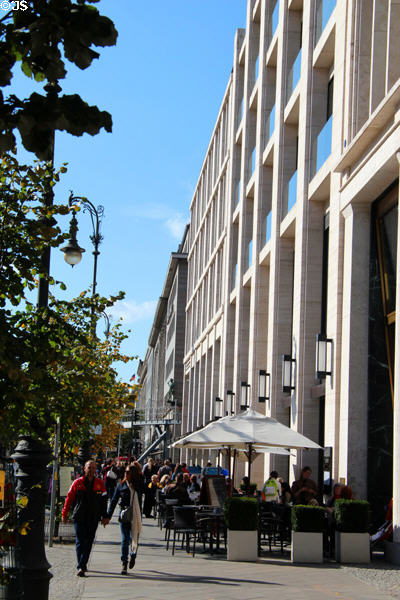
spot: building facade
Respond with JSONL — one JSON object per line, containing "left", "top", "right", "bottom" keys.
{"left": 177, "top": 0, "right": 400, "bottom": 556}
{"left": 137, "top": 229, "right": 189, "bottom": 460}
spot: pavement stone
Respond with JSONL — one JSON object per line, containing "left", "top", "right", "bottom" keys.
{"left": 47, "top": 515, "right": 400, "bottom": 600}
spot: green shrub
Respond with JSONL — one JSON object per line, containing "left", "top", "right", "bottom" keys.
{"left": 291, "top": 505, "right": 326, "bottom": 532}
{"left": 224, "top": 496, "right": 258, "bottom": 530}
{"left": 334, "top": 500, "right": 370, "bottom": 533}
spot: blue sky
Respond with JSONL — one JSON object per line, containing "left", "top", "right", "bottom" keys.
{"left": 13, "top": 0, "right": 246, "bottom": 382}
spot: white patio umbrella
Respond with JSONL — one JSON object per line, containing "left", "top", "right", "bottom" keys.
{"left": 172, "top": 408, "right": 321, "bottom": 486}
{"left": 172, "top": 408, "right": 321, "bottom": 450}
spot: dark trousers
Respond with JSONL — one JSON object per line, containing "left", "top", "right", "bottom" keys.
{"left": 120, "top": 521, "right": 137, "bottom": 563}
{"left": 74, "top": 520, "right": 98, "bottom": 570}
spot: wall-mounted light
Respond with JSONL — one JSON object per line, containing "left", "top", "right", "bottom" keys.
{"left": 214, "top": 396, "right": 223, "bottom": 419}
{"left": 226, "top": 390, "right": 235, "bottom": 415}
{"left": 316, "top": 333, "right": 333, "bottom": 379}
{"left": 258, "top": 370, "right": 270, "bottom": 403}
{"left": 240, "top": 382, "right": 251, "bottom": 410}
{"left": 282, "top": 354, "right": 295, "bottom": 393}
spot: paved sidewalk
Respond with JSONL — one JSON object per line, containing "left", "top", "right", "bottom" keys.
{"left": 73, "top": 517, "right": 398, "bottom": 600}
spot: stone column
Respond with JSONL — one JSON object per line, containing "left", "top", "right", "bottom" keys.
{"left": 392, "top": 155, "right": 400, "bottom": 549}
{"left": 339, "top": 202, "right": 370, "bottom": 498}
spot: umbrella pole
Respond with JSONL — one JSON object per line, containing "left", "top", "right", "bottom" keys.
{"left": 232, "top": 449, "right": 237, "bottom": 494}
{"left": 247, "top": 443, "right": 253, "bottom": 495}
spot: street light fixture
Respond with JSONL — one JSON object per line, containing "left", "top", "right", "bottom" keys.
{"left": 240, "top": 382, "right": 251, "bottom": 410}
{"left": 226, "top": 390, "right": 235, "bottom": 415}
{"left": 214, "top": 396, "right": 223, "bottom": 419}
{"left": 62, "top": 192, "right": 104, "bottom": 298}
{"left": 60, "top": 211, "right": 86, "bottom": 266}
{"left": 258, "top": 370, "right": 270, "bottom": 403}
{"left": 282, "top": 354, "right": 296, "bottom": 393}
{"left": 315, "top": 333, "right": 333, "bottom": 379}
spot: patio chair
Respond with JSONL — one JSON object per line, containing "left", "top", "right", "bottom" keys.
{"left": 171, "top": 506, "right": 197, "bottom": 556}
{"left": 164, "top": 499, "right": 179, "bottom": 548}
{"left": 258, "top": 502, "right": 290, "bottom": 554}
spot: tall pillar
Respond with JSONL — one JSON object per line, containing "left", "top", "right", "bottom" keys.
{"left": 339, "top": 202, "right": 370, "bottom": 498}
{"left": 390, "top": 155, "right": 400, "bottom": 554}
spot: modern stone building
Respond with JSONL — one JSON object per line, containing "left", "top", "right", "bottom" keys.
{"left": 175, "top": 0, "right": 400, "bottom": 559}
{"left": 137, "top": 228, "right": 189, "bottom": 459}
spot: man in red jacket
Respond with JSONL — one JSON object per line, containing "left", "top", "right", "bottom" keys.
{"left": 62, "top": 460, "right": 108, "bottom": 577}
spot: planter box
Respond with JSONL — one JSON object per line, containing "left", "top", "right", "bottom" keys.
{"left": 227, "top": 530, "right": 258, "bottom": 562}
{"left": 291, "top": 531, "right": 323, "bottom": 563}
{"left": 335, "top": 532, "right": 370, "bottom": 563}
{"left": 385, "top": 541, "right": 400, "bottom": 565}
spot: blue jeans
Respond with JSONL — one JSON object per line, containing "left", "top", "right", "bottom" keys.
{"left": 120, "top": 521, "right": 137, "bottom": 563}
{"left": 74, "top": 520, "right": 98, "bottom": 570}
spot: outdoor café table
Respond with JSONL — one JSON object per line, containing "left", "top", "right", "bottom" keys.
{"left": 195, "top": 505, "right": 225, "bottom": 554}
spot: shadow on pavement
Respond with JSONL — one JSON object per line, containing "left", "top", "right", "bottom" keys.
{"left": 87, "top": 569, "right": 283, "bottom": 587}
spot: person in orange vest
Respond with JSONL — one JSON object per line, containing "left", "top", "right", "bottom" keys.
{"left": 62, "top": 460, "right": 108, "bottom": 577}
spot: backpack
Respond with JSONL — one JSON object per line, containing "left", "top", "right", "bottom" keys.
{"left": 263, "top": 477, "right": 278, "bottom": 501}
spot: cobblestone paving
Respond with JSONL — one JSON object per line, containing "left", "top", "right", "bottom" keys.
{"left": 342, "top": 555, "right": 400, "bottom": 599}
{"left": 45, "top": 521, "right": 400, "bottom": 600}
{"left": 47, "top": 541, "right": 84, "bottom": 600}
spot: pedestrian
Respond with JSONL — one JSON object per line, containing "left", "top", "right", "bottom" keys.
{"left": 104, "top": 459, "right": 119, "bottom": 503}
{"left": 103, "top": 464, "right": 143, "bottom": 575}
{"left": 62, "top": 460, "right": 108, "bottom": 577}
{"left": 158, "top": 458, "right": 173, "bottom": 479}
{"left": 142, "top": 457, "right": 158, "bottom": 485}
{"left": 143, "top": 474, "right": 161, "bottom": 518}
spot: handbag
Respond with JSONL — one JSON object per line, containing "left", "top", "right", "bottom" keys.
{"left": 107, "top": 468, "right": 117, "bottom": 480}
{"left": 119, "top": 506, "right": 133, "bottom": 523}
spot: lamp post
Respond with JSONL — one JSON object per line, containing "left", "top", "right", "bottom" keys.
{"left": 61, "top": 192, "right": 105, "bottom": 467}
{"left": 11, "top": 83, "right": 62, "bottom": 600}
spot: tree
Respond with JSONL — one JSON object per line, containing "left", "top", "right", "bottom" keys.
{"left": 0, "top": 0, "right": 117, "bottom": 159}
{"left": 0, "top": 287, "right": 134, "bottom": 447}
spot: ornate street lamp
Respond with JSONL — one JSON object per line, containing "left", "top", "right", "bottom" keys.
{"left": 258, "top": 369, "right": 270, "bottom": 403}
{"left": 62, "top": 192, "right": 104, "bottom": 298}
{"left": 61, "top": 192, "right": 105, "bottom": 467}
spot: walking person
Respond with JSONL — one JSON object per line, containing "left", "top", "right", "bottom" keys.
{"left": 103, "top": 464, "right": 142, "bottom": 575}
{"left": 62, "top": 460, "right": 108, "bottom": 577}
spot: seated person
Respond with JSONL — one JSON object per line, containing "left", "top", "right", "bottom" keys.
{"left": 189, "top": 474, "right": 200, "bottom": 493}
{"left": 291, "top": 466, "right": 318, "bottom": 505}
{"left": 340, "top": 485, "right": 353, "bottom": 500}
{"left": 279, "top": 480, "right": 292, "bottom": 505}
{"left": 326, "top": 483, "right": 343, "bottom": 513}
{"left": 164, "top": 473, "right": 192, "bottom": 505}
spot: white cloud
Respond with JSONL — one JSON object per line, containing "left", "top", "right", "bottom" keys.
{"left": 165, "top": 214, "right": 187, "bottom": 241}
{"left": 121, "top": 202, "right": 188, "bottom": 241}
{"left": 109, "top": 299, "right": 157, "bottom": 324}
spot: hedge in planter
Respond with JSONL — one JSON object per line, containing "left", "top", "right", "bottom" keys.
{"left": 334, "top": 500, "right": 370, "bottom": 533}
{"left": 224, "top": 496, "right": 258, "bottom": 530}
{"left": 291, "top": 505, "right": 326, "bottom": 532}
